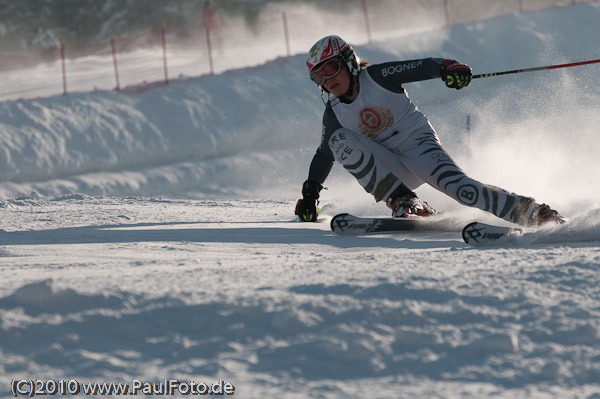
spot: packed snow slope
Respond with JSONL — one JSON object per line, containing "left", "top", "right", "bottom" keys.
{"left": 1, "top": 3, "right": 600, "bottom": 399}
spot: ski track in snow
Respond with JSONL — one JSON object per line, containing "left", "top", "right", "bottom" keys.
{"left": 2, "top": 3, "right": 600, "bottom": 398}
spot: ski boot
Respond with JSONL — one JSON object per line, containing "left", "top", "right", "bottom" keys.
{"left": 514, "top": 198, "right": 567, "bottom": 227}
{"left": 387, "top": 193, "right": 437, "bottom": 218}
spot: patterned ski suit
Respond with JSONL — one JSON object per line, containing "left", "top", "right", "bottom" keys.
{"left": 307, "top": 58, "right": 528, "bottom": 224}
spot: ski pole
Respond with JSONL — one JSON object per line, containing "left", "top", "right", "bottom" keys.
{"left": 473, "top": 58, "right": 600, "bottom": 79}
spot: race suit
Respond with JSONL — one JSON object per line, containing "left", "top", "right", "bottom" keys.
{"left": 306, "top": 58, "right": 529, "bottom": 224}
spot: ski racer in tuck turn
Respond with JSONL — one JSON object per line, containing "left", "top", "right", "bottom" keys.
{"left": 295, "top": 35, "right": 566, "bottom": 226}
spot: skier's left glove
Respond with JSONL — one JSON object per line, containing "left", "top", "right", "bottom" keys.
{"left": 295, "top": 180, "right": 323, "bottom": 222}
{"left": 440, "top": 59, "right": 472, "bottom": 90}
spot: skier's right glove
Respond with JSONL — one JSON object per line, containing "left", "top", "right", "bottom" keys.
{"left": 295, "top": 180, "right": 323, "bottom": 222}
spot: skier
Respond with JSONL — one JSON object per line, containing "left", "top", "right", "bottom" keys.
{"left": 295, "top": 35, "right": 565, "bottom": 226}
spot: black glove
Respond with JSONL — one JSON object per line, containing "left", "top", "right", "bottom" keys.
{"left": 440, "top": 59, "right": 472, "bottom": 90}
{"left": 295, "top": 180, "right": 323, "bottom": 222}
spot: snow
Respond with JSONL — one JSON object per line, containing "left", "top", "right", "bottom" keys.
{"left": 1, "top": 3, "right": 600, "bottom": 398}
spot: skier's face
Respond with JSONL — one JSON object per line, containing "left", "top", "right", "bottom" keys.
{"left": 321, "top": 63, "right": 350, "bottom": 97}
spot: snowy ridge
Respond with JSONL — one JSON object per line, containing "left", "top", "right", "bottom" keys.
{"left": 0, "top": 57, "right": 319, "bottom": 198}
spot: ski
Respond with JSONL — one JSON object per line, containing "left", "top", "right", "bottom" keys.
{"left": 330, "top": 213, "right": 458, "bottom": 235}
{"left": 331, "top": 214, "right": 572, "bottom": 246}
{"left": 462, "top": 220, "right": 580, "bottom": 247}
{"left": 462, "top": 222, "right": 529, "bottom": 246}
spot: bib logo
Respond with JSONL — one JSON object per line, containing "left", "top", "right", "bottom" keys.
{"left": 358, "top": 107, "right": 393, "bottom": 138}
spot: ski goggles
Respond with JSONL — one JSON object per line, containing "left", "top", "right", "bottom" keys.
{"left": 310, "top": 58, "right": 343, "bottom": 85}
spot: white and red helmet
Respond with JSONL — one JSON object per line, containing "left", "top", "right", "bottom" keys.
{"left": 306, "top": 35, "right": 360, "bottom": 82}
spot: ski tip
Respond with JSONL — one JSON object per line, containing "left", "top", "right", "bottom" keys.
{"left": 462, "top": 222, "right": 481, "bottom": 246}
{"left": 462, "top": 221, "right": 509, "bottom": 246}
{"left": 330, "top": 213, "right": 350, "bottom": 231}
{"left": 462, "top": 221, "right": 522, "bottom": 247}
